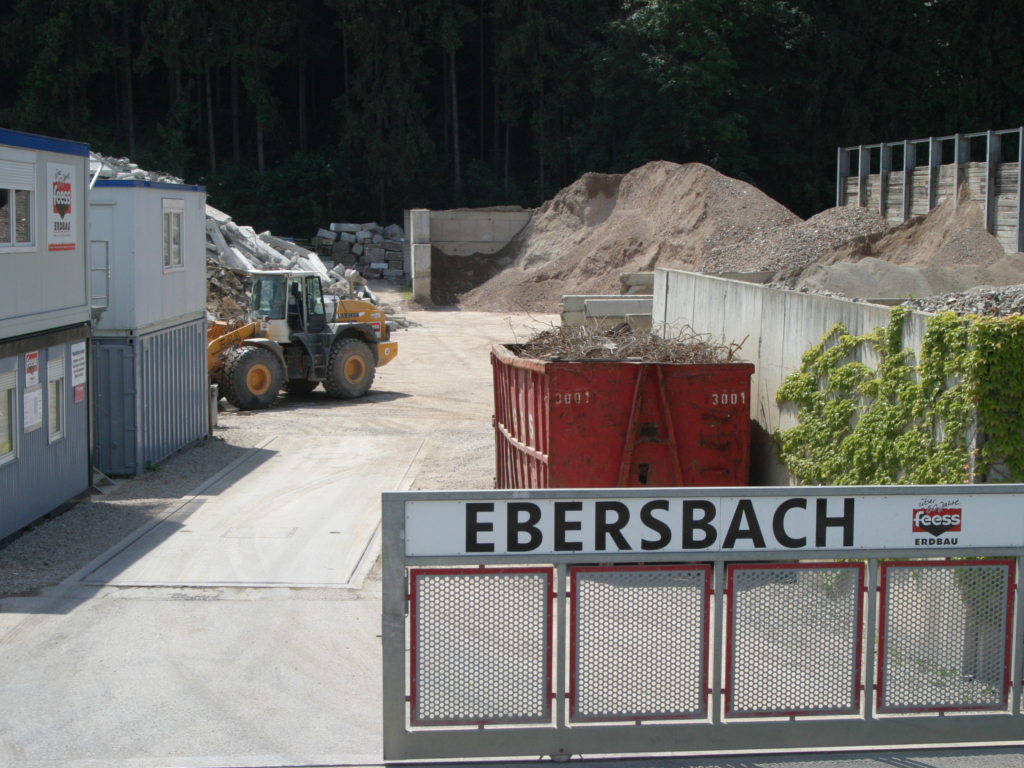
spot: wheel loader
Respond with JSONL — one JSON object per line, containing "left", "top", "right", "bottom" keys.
{"left": 207, "top": 270, "right": 398, "bottom": 410}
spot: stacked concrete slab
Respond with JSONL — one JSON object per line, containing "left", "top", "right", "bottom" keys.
{"left": 311, "top": 221, "right": 406, "bottom": 280}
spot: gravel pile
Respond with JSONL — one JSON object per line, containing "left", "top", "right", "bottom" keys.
{"left": 703, "top": 206, "right": 889, "bottom": 273}
{"left": 903, "top": 284, "right": 1024, "bottom": 316}
{"left": 512, "top": 323, "right": 744, "bottom": 363}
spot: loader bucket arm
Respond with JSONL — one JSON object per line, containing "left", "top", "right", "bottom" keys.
{"left": 208, "top": 321, "right": 260, "bottom": 374}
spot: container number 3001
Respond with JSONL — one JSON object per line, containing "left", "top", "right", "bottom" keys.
{"left": 710, "top": 391, "right": 746, "bottom": 406}
{"left": 554, "top": 391, "right": 591, "bottom": 406}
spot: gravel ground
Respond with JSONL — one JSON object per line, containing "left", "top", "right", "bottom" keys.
{"left": 704, "top": 206, "right": 889, "bottom": 273}
{"left": 903, "top": 283, "right": 1024, "bottom": 316}
{"left": 0, "top": 431, "right": 264, "bottom": 600}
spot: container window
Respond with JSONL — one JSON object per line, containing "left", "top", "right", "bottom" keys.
{"left": 163, "top": 211, "right": 182, "bottom": 268}
{"left": 0, "top": 368, "right": 16, "bottom": 464}
{"left": 15, "top": 190, "right": 31, "bottom": 243}
{"left": 47, "top": 358, "right": 64, "bottom": 443}
{"left": 0, "top": 189, "right": 9, "bottom": 244}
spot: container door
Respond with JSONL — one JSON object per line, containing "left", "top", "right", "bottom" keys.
{"left": 92, "top": 339, "right": 138, "bottom": 476}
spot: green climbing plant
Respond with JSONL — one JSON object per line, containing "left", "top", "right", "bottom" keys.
{"left": 772, "top": 307, "right": 1024, "bottom": 485}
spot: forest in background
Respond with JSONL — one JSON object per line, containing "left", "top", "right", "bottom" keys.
{"left": 2, "top": 0, "right": 1023, "bottom": 235}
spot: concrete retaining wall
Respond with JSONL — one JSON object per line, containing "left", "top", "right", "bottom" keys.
{"left": 653, "top": 268, "right": 930, "bottom": 485}
{"left": 406, "top": 207, "right": 532, "bottom": 300}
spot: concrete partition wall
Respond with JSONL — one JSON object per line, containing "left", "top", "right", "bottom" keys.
{"left": 653, "top": 268, "right": 929, "bottom": 485}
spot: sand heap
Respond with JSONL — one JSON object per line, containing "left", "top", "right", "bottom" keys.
{"left": 779, "top": 199, "right": 1024, "bottom": 299}
{"left": 457, "top": 161, "right": 800, "bottom": 313}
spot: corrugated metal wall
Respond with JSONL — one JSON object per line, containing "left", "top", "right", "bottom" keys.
{"left": 93, "top": 317, "right": 207, "bottom": 476}
{"left": 137, "top": 318, "right": 207, "bottom": 470}
{"left": 92, "top": 337, "right": 138, "bottom": 475}
{"left": 0, "top": 341, "right": 90, "bottom": 542}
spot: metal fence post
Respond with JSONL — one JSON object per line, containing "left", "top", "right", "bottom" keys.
{"left": 712, "top": 560, "right": 725, "bottom": 724}
{"left": 1014, "top": 556, "right": 1024, "bottom": 716}
{"left": 556, "top": 562, "right": 567, "bottom": 730}
{"left": 863, "top": 558, "right": 878, "bottom": 720}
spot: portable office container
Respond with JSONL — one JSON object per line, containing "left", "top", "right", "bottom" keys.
{"left": 89, "top": 180, "right": 208, "bottom": 476}
{"left": 0, "top": 128, "right": 92, "bottom": 544}
{"left": 491, "top": 343, "right": 754, "bottom": 489}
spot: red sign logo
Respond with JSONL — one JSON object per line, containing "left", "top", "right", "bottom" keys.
{"left": 53, "top": 181, "right": 72, "bottom": 218}
{"left": 912, "top": 507, "right": 962, "bottom": 536}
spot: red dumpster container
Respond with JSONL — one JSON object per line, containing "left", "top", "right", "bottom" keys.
{"left": 491, "top": 343, "right": 754, "bottom": 489}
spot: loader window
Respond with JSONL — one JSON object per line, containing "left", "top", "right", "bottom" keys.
{"left": 251, "top": 276, "right": 287, "bottom": 319}
{"left": 305, "top": 276, "right": 327, "bottom": 333}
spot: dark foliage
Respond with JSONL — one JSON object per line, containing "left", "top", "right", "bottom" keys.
{"left": 2, "top": 0, "right": 1022, "bottom": 233}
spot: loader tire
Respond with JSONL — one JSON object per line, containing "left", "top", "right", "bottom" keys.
{"left": 221, "top": 346, "right": 283, "bottom": 410}
{"left": 283, "top": 379, "right": 319, "bottom": 395}
{"left": 324, "top": 338, "right": 375, "bottom": 399}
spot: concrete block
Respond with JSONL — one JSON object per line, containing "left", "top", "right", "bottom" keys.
{"left": 371, "top": 234, "right": 383, "bottom": 244}
{"left": 383, "top": 223, "right": 404, "bottom": 240}
{"left": 560, "top": 310, "right": 587, "bottom": 327}
{"left": 352, "top": 243, "right": 364, "bottom": 256}
{"left": 625, "top": 313, "right": 653, "bottom": 332}
{"left": 411, "top": 244, "right": 431, "bottom": 277}
{"left": 370, "top": 262, "right": 388, "bottom": 270}
{"left": 584, "top": 297, "right": 654, "bottom": 318}
{"left": 388, "top": 260, "right": 403, "bottom": 270}
{"left": 383, "top": 240, "right": 402, "bottom": 252}
{"left": 364, "top": 247, "right": 385, "bottom": 260}
{"left": 561, "top": 295, "right": 623, "bottom": 313}
{"left": 316, "top": 228, "right": 338, "bottom": 242}
{"left": 383, "top": 269, "right": 404, "bottom": 277}
{"left": 620, "top": 272, "right": 655, "bottom": 287}
{"left": 332, "top": 241, "right": 351, "bottom": 255}
{"left": 338, "top": 232, "right": 356, "bottom": 243}
{"left": 356, "top": 230, "right": 373, "bottom": 242}
{"left": 410, "top": 209, "right": 430, "bottom": 244}
{"left": 361, "top": 222, "right": 381, "bottom": 233}
{"left": 330, "top": 223, "right": 359, "bottom": 233}
{"left": 412, "top": 275, "right": 431, "bottom": 302}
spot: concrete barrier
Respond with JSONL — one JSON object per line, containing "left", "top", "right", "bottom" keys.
{"left": 653, "top": 268, "right": 930, "bottom": 484}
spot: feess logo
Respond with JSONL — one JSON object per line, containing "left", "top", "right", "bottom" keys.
{"left": 53, "top": 180, "right": 72, "bottom": 218}
{"left": 912, "top": 507, "right": 962, "bottom": 536}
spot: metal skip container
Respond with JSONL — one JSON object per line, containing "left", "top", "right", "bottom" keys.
{"left": 491, "top": 343, "right": 754, "bottom": 489}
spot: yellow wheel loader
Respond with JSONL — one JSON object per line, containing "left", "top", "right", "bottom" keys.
{"left": 207, "top": 270, "right": 398, "bottom": 410}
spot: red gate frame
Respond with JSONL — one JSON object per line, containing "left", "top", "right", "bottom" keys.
{"left": 408, "top": 566, "right": 554, "bottom": 727}
{"left": 725, "top": 561, "right": 866, "bottom": 718}
{"left": 569, "top": 564, "right": 713, "bottom": 723}
{"left": 876, "top": 558, "right": 1016, "bottom": 714}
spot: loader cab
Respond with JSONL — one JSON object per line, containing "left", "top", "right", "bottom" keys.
{"left": 250, "top": 271, "right": 327, "bottom": 341}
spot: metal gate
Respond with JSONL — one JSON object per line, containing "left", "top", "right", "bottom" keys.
{"left": 383, "top": 486, "right": 1024, "bottom": 761}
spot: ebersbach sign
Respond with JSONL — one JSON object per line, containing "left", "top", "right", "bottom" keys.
{"left": 404, "top": 492, "right": 1024, "bottom": 557}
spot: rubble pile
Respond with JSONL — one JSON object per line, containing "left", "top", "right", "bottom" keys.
{"left": 89, "top": 153, "right": 185, "bottom": 185}
{"left": 512, "top": 322, "right": 744, "bottom": 364}
{"left": 311, "top": 222, "right": 406, "bottom": 280}
{"left": 903, "top": 285, "right": 1024, "bottom": 317}
{"left": 703, "top": 206, "right": 889, "bottom": 273}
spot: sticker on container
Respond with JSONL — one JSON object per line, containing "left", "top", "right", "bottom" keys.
{"left": 23, "top": 387, "right": 42, "bottom": 433}
{"left": 25, "top": 352, "right": 39, "bottom": 387}
{"left": 47, "top": 162, "right": 77, "bottom": 252}
{"left": 74, "top": 384, "right": 85, "bottom": 403}
{"left": 70, "top": 342, "right": 86, "bottom": 387}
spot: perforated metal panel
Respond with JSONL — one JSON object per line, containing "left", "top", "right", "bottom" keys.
{"left": 878, "top": 560, "right": 1014, "bottom": 713}
{"left": 410, "top": 567, "right": 553, "bottom": 726}
{"left": 570, "top": 565, "right": 710, "bottom": 722}
{"left": 727, "top": 563, "right": 864, "bottom": 717}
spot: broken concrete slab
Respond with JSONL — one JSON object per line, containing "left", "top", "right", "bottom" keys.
{"left": 383, "top": 223, "right": 404, "bottom": 240}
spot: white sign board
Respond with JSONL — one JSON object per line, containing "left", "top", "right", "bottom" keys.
{"left": 405, "top": 492, "right": 1024, "bottom": 556}
{"left": 70, "top": 342, "right": 86, "bottom": 387}
{"left": 23, "top": 387, "right": 42, "bottom": 433}
{"left": 46, "top": 162, "right": 77, "bottom": 252}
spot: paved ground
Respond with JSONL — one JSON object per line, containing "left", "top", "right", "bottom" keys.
{"left": 0, "top": 294, "right": 1021, "bottom": 768}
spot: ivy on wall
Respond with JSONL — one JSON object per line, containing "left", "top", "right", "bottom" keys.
{"left": 775, "top": 308, "right": 1024, "bottom": 485}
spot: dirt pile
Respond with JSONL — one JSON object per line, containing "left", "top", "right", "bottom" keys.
{"left": 815, "top": 198, "right": 1005, "bottom": 268}
{"left": 458, "top": 161, "right": 800, "bottom": 312}
{"left": 704, "top": 206, "right": 888, "bottom": 273}
{"left": 904, "top": 283, "right": 1024, "bottom": 316}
